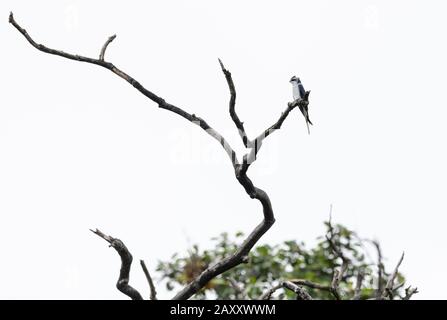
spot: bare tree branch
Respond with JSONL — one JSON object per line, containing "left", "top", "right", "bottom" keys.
{"left": 325, "top": 216, "right": 349, "bottom": 300}
{"left": 260, "top": 281, "right": 312, "bottom": 300}
{"left": 403, "top": 286, "right": 418, "bottom": 300}
{"left": 140, "top": 260, "right": 157, "bottom": 300}
{"left": 173, "top": 175, "right": 275, "bottom": 299}
{"left": 381, "top": 252, "right": 404, "bottom": 299}
{"left": 10, "top": 13, "right": 280, "bottom": 300}
{"left": 9, "top": 12, "right": 239, "bottom": 169}
{"left": 393, "top": 281, "right": 406, "bottom": 293}
{"left": 326, "top": 215, "right": 347, "bottom": 262}
{"left": 372, "top": 240, "right": 385, "bottom": 298}
{"left": 243, "top": 97, "right": 308, "bottom": 166}
{"left": 289, "top": 279, "right": 331, "bottom": 291}
{"left": 218, "top": 59, "right": 251, "bottom": 148}
{"left": 90, "top": 229, "right": 143, "bottom": 300}
{"left": 352, "top": 269, "right": 365, "bottom": 300}
{"left": 330, "top": 261, "right": 347, "bottom": 300}
{"left": 226, "top": 277, "right": 246, "bottom": 299}
{"left": 259, "top": 283, "right": 283, "bottom": 300}
{"left": 99, "top": 34, "right": 116, "bottom": 61}
{"left": 283, "top": 281, "right": 313, "bottom": 300}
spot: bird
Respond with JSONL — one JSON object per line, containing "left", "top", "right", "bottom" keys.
{"left": 290, "top": 76, "right": 313, "bottom": 134}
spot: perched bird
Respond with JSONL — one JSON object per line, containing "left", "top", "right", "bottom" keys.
{"left": 290, "top": 76, "right": 313, "bottom": 134}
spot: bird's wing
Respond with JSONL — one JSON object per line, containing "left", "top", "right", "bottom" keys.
{"left": 298, "top": 83, "right": 306, "bottom": 99}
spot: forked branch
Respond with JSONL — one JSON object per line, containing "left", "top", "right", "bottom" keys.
{"left": 10, "top": 13, "right": 297, "bottom": 300}
{"left": 140, "top": 260, "right": 157, "bottom": 300}
{"left": 243, "top": 98, "right": 309, "bottom": 167}
{"left": 99, "top": 34, "right": 116, "bottom": 61}
{"left": 9, "top": 12, "right": 239, "bottom": 170}
{"left": 217, "top": 58, "right": 308, "bottom": 167}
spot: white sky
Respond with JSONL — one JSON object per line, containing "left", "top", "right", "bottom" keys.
{"left": 1, "top": 0, "right": 446, "bottom": 299}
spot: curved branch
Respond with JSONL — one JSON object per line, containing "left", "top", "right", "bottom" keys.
{"left": 99, "top": 34, "right": 116, "bottom": 61}
{"left": 381, "top": 252, "right": 405, "bottom": 299}
{"left": 403, "top": 286, "right": 418, "bottom": 300}
{"left": 90, "top": 229, "right": 143, "bottom": 300}
{"left": 218, "top": 59, "right": 251, "bottom": 148}
{"left": 9, "top": 12, "right": 239, "bottom": 169}
{"left": 173, "top": 167, "right": 275, "bottom": 299}
{"left": 283, "top": 281, "right": 313, "bottom": 300}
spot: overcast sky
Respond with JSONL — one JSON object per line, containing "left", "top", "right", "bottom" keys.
{"left": 1, "top": 0, "right": 446, "bottom": 299}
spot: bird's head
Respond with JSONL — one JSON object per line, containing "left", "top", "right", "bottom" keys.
{"left": 290, "top": 76, "right": 300, "bottom": 83}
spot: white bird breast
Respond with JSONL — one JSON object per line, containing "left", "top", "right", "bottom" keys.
{"left": 292, "top": 82, "right": 301, "bottom": 100}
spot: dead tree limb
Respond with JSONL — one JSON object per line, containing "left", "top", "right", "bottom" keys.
{"left": 90, "top": 229, "right": 143, "bottom": 300}
{"left": 99, "top": 34, "right": 116, "bottom": 61}
{"left": 289, "top": 279, "right": 331, "bottom": 291}
{"left": 140, "top": 260, "right": 157, "bottom": 300}
{"left": 260, "top": 281, "right": 312, "bottom": 300}
{"left": 326, "top": 217, "right": 349, "bottom": 300}
{"left": 352, "top": 269, "right": 365, "bottom": 300}
{"left": 218, "top": 59, "right": 251, "bottom": 148}
{"left": 226, "top": 277, "right": 246, "bottom": 299}
{"left": 9, "top": 12, "right": 239, "bottom": 169}
{"left": 381, "top": 252, "right": 405, "bottom": 300}
{"left": 9, "top": 13, "right": 309, "bottom": 300}
{"left": 218, "top": 58, "right": 307, "bottom": 166}
{"left": 246, "top": 97, "right": 309, "bottom": 165}
{"left": 403, "top": 286, "right": 418, "bottom": 300}
{"left": 372, "top": 240, "right": 385, "bottom": 298}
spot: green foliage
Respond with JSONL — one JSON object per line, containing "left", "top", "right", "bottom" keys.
{"left": 156, "top": 221, "right": 412, "bottom": 300}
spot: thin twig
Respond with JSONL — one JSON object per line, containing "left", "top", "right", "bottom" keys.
{"left": 140, "top": 260, "right": 157, "bottom": 300}
{"left": 9, "top": 13, "right": 301, "bottom": 300}
{"left": 99, "top": 34, "right": 116, "bottom": 61}
{"left": 282, "top": 281, "right": 313, "bottom": 300}
{"left": 218, "top": 59, "right": 251, "bottom": 148}
{"left": 352, "top": 269, "right": 365, "bottom": 300}
{"left": 403, "top": 286, "right": 418, "bottom": 300}
{"left": 244, "top": 98, "right": 308, "bottom": 166}
{"left": 289, "top": 279, "right": 331, "bottom": 291}
{"left": 90, "top": 229, "right": 143, "bottom": 300}
{"left": 227, "top": 277, "right": 246, "bottom": 299}
{"left": 326, "top": 215, "right": 345, "bottom": 260}
{"left": 381, "top": 252, "right": 405, "bottom": 299}
{"left": 393, "top": 281, "right": 406, "bottom": 293}
{"left": 330, "top": 261, "right": 348, "bottom": 300}
{"left": 260, "top": 281, "right": 312, "bottom": 300}
{"left": 372, "top": 240, "right": 385, "bottom": 298}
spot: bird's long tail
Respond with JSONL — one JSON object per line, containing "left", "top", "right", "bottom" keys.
{"left": 306, "top": 119, "right": 310, "bottom": 135}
